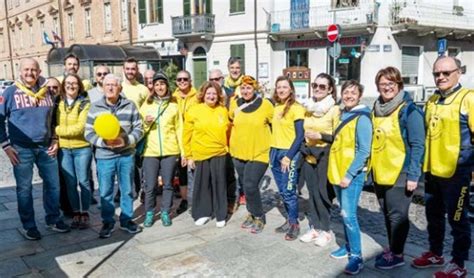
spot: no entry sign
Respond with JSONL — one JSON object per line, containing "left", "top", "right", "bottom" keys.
{"left": 327, "top": 24, "right": 340, "bottom": 43}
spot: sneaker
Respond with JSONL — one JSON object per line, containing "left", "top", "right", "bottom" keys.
{"left": 161, "top": 211, "right": 172, "bottom": 227}
{"left": 314, "top": 230, "right": 333, "bottom": 247}
{"left": 275, "top": 221, "right": 290, "bottom": 233}
{"left": 144, "top": 211, "right": 154, "bottom": 228}
{"left": 195, "top": 217, "right": 210, "bottom": 226}
{"left": 238, "top": 194, "right": 246, "bottom": 205}
{"left": 375, "top": 251, "right": 405, "bottom": 270}
{"left": 241, "top": 214, "right": 255, "bottom": 229}
{"left": 284, "top": 223, "right": 300, "bottom": 241}
{"left": 330, "top": 246, "right": 349, "bottom": 259}
{"left": 70, "top": 214, "right": 81, "bottom": 229}
{"left": 433, "top": 261, "right": 467, "bottom": 278}
{"left": 46, "top": 220, "right": 71, "bottom": 233}
{"left": 22, "top": 228, "right": 42, "bottom": 240}
{"left": 250, "top": 217, "right": 265, "bottom": 234}
{"left": 345, "top": 256, "right": 364, "bottom": 275}
{"left": 79, "top": 212, "right": 90, "bottom": 229}
{"left": 216, "top": 220, "right": 226, "bottom": 228}
{"left": 120, "top": 220, "right": 142, "bottom": 234}
{"left": 375, "top": 246, "right": 390, "bottom": 261}
{"left": 176, "top": 200, "right": 188, "bottom": 215}
{"left": 99, "top": 223, "right": 115, "bottom": 238}
{"left": 299, "top": 228, "right": 320, "bottom": 243}
{"left": 412, "top": 251, "right": 445, "bottom": 268}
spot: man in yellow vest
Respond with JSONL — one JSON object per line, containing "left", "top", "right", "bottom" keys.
{"left": 56, "top": 53, "right": 92, "bottom": 91}
{"left": 412, "top": 56, "right": 473, "bottom": 278}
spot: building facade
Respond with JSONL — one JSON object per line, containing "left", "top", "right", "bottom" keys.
{"left": 0, "top": 0, "right": 139, "bottom": 80}
{"left": 137, "top": 0, "right": 474, "bottom": 99}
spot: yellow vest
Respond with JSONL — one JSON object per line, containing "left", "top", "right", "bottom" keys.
{"left": 371, "top": 104, "right": 406, "bottom": 185}
{"left": 55, "top": 97, "right": 91, "bottom": 149}
{"left": 328, "top": 116, "right": 359, "bottom": 185}
{"left": 423, "top": 88, "right": 472, "bottom": 178}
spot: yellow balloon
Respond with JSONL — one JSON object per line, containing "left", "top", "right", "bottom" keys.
{"left": 93, "top": 113, "right": 120, "bottom": 140}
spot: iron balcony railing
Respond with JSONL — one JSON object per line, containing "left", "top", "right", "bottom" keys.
{"left": 390, "top": 1, "right": 474, "bottom": 31}
{"left": 269, "top": 1, "right": 377, "bottom": 33}
{"left": 171, "top": 14, "right": 215, "bottom": 36}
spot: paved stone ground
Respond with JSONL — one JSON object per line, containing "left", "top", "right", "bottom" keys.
{"left": 1, "top": 150, "right": 473, "bottom": 277}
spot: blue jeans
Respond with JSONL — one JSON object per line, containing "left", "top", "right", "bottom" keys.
{"left": 333, "top": 172, "right": 365, "bottom": 257}
{"left": 97, "top": 155, "right": 135, "bottom": 225}
{"left": 13, "top": 145, "right": 61, "bottom": 229}
{"left": 270, "top": 148, "right": 301, "bottom": 224}
{"left": 59, "top": 147, "right": 92, "bottom": 212}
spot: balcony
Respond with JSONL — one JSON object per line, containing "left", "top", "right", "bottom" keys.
{"left": 171, "top": 14, "right": 215, "bottom": 40}
{"left": 269, "top": 1, "right": 377, "bottom": 39}
{"left": 391, "top": 1, "right": 474, "bottom": 37}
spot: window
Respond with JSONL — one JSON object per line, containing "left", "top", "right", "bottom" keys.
{"left": 40, "top": 21, "right": 45, "bottom": 45}
{"left": 230, "top": 0, "right": 244, "bottom": 13}
{"left": 11, "top": 29, "right": 15, "bottom": 50}
{"left": 333, "top": 0, "right": 359, "bottom": 8}
{"left": 3, "top": 64, "right": 7, "bottom": 78}
{"left": 68, "top": 14, "right": 74, "bottom": 40}
{"left": 85, "top": 8, "right": 92, "bottom": 37}
{"left": 290, "top": 0, "right": 309, "bottom": 30}
{"left": 184, "top": 0, "right": 191, "bottom": 16}
{"left": 401, "top": 46, "right": 421, "bottom": 85}
{"left": 448, "top": 47, "right": 460, "bottom": 58}
{"left": 19, "top": 28, "right": 23, "bottom": 49}
{"left": 15, "top": 0, "right": 19, "bottom": 7}
{"left": 7, "top": 0, "right": 12, "bottom": 9}
{"left": 287, "top": 49, "right": 308, "bottom": 67}
{"left": 104, "top": 3, "right": 112, "bottom": 33}
{"left": 0, "top": 33, "right": 4, "bottom": 52}
{"left": 52, "top": 17, "right": 59, "bottom": 34}
{"left": 29, "top": 24, "right": 34, "bottom": 46}
{"left": 121, "top": 0, "right": 129, "bottom": 30}
{"left": 138, "top": 0, "right": 163, "bottom": 24}
{"left": 329, "top": 46, "right": 361, "bottom": 84}
{"left": 230, "top": 44, "right": 245, "bottom": 73}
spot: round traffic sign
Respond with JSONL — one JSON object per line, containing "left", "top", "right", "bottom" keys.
{"left": 329, "top": 42, "right": 342, "bottom": 58}
{"left": 327, "top": 24, "right": 340, "bottom": 43}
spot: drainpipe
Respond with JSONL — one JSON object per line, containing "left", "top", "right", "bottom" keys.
{"left": 57, "top": 0, "right": 64, "bottom": 47}
{"left": 4, "top": 0, "right": 14, "bottom": 79}
{"left": 128, "top": 0, "right": 133, "bottom": 44}
{"left": 254, "top": 0, "right": 258, "bottom": 79}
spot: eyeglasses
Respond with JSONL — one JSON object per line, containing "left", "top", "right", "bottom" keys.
{"left": 176, "top": 77, "right": 189, "bottom": 82}
{"left": 47, "top": 86, "right": 58, "bottom": 90}
{"left": 96, "top": 72, "right": 109, "bottom": 77}
{"left": 209, "top": 77, "right": 223, "bottom": 82}
{"left": 378, "top": 82, "right": 397, "bottom": 88}
{"left": 311, "top": 83, "right": 328, "bottom": 90}
{"left": 66, "top": 82, "right": 78, "bottom": 86}
{"left": 432, "top": 68, "right": 458, "bottom": 78}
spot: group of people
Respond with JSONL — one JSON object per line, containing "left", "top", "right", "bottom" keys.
{"left": 0, "top": 54, "right": 471, "bottom": 277}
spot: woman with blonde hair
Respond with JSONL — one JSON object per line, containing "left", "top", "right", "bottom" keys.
{"left": 183, "top": 81, "right": 230, "bottom": 228}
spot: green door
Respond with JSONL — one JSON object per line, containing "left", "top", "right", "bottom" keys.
{"left": 193, "top": 58, "right": 207, "bottom": 89}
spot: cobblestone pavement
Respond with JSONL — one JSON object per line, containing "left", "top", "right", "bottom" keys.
{"left": 0, "top": 154, "right": 473, "bottom": 277}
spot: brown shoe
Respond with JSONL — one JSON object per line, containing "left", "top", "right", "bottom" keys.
{"left": 79, "top": 212, "right": 90, "bottom": 229}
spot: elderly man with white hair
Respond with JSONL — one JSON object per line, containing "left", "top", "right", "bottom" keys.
{"left": 84, "top": 73, "right": 143, "bottom": 238}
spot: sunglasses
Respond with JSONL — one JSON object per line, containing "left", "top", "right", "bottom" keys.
{"left": 96, "top": 72, "right": 109, "bottom": 77}
{"left": 311, "top": 83, "right": 328, "bottom": 90}
{"left": 47, "top": 86, "right": 59, "bottom": 90}
{"left": 176, "top": 77, "right": 189, "bottom": 82}
{"left": 432, "top": 68, "right": 458, "bottom": 78}
{"left": 209, "top": 77, "right": 223, "bottom": 82}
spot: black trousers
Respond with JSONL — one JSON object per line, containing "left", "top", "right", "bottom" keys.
{"left": 192, "top": 155, "right": 228, "bottom": 222}
{"left": 143, "top": 156, "right": 178, "bottom": 213}
{"left": 425, "top": 169, "right": 472, "bottom": 266}
{"left": 226, "top": 154, "right": 238, "bottom": 203}
{"left": 301, "top": 148, "right": 334, "bottom": 231}
{"left": 374, "top": 173, "right": 412, "bottom": 255}
{"left": 233, "top": 158, "right": 268, "bottom": 218}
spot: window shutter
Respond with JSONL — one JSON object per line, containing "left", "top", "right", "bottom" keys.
{"left": 183, "top": 0, "right": 191, "bottom": 16}
{"left": 401, "top": 46, "right": 420, "bottom": 77}
{"left": 138, "top": 0, "right": 147, "bottom": 24}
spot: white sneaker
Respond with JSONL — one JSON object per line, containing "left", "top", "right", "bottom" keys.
{"left": 194, "top": 217, "right": 210, "bottom": 226}
{"left": 299, "top": 228, "right": 320, "bottom": 243}
{"left": 216, "top": 220, "right": 226, "bottom": 228}
{"left": 314, "top": 231, "right": 333, "bottom": 247}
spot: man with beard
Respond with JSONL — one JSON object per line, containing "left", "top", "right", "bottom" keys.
{"left": 57, "top": 53, "right": 92, "bottom": 91}
{"left": 223, "top": 57, "right": 244, "bottom": 108}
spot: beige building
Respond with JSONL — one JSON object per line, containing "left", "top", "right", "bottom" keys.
{"left": 0, "top": 0, "right": 139, "bottom": 80}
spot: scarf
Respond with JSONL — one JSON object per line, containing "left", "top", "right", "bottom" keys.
{"left": 224, "top": 75, "right": 243, "bottom": 90}
{"left": 15, "top": 78, "right": 48, "bottom": 102}
{"left": 234, "top": 94, "right": 261, "bottom": 117}
{"left": 374, "top": 90, "right": 405, "bottom": 117}
{"left": 303, "top": 94, "right": 335, "bottom": 117}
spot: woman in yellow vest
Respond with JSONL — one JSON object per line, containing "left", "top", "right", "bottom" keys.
{"left": 140, "top": 73, "right": 181, "bottom": 228}
{"left": 270, "top": 76, "right": 306, "bottom": 241}
{"left": 299, "top": 73, "right": 339, "bottom": 246}
{"left": 183, "top": 81, "right": 230, "bottom": 228}
{"left": 56, "top": 73, "right": 92, "bottom": 229}
{"left": 229, "top": 75, "right": 273, "bottom": 234}
{"left": 371, "top": 67, "right": 425, "bottom": 270}
{"left": 327, "top": 80, "right": 372, "bottom": 275}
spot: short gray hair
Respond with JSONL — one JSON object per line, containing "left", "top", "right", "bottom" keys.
{"left": 433, "top": 56, "right": 462, "bottom": 70}
{"left": 103, "top": 73, "right": 121, "bottom": 84}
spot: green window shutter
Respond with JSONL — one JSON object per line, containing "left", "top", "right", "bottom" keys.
{"left": 238, "top": 0, "right": 244, "bottom": 12}
{"left": 158, "top": 0, "right": 163, "bottom": 23}
{"left": 230, "top": 0, "right": 236, "bottom": 13}
{"left": 183, "top": 0, "right": 191, "bottom": 16}
{"left": 205, "top": 0, "right": 212, "bottom": 14}
{"left": 138, "top": 0, "right": 147, "bottom": 24}
{"left": 230, "top": 44, "right": 245, "bottom": 74}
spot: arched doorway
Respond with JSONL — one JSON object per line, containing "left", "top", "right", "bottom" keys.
{"left": 192, "top": 46, "right": 207, "bottom": 88}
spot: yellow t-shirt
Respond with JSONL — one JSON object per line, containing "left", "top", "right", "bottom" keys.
{"left": 271, "top": 103, "right": 306, "bottom": 149}
{"left": 304, "top": 106, "right": 340, "bottom": 147}
{"left": 229, "top": 98, "right": 274, "bottom": 163}
{"left": 183, "top": 103, "right": 229, "bottom": 161}
{"left": 172, "top": 87, "right": 199, "bottom": 120}
{"left": 121, "top": 81, "right": 148, "bottom": 109}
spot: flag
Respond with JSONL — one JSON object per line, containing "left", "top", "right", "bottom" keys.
{"left": 51, "top": 30, "right": 64, "bottom": 48}
{"left": 42, "top": 31, "right": 55, "bottom": 47}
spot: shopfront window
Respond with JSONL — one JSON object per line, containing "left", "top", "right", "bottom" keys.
{"left": 328, "top": 46, "right": 361, "bottom": 83}
{"left": 287, "top": 49, "right": 308, "bottom": 67}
